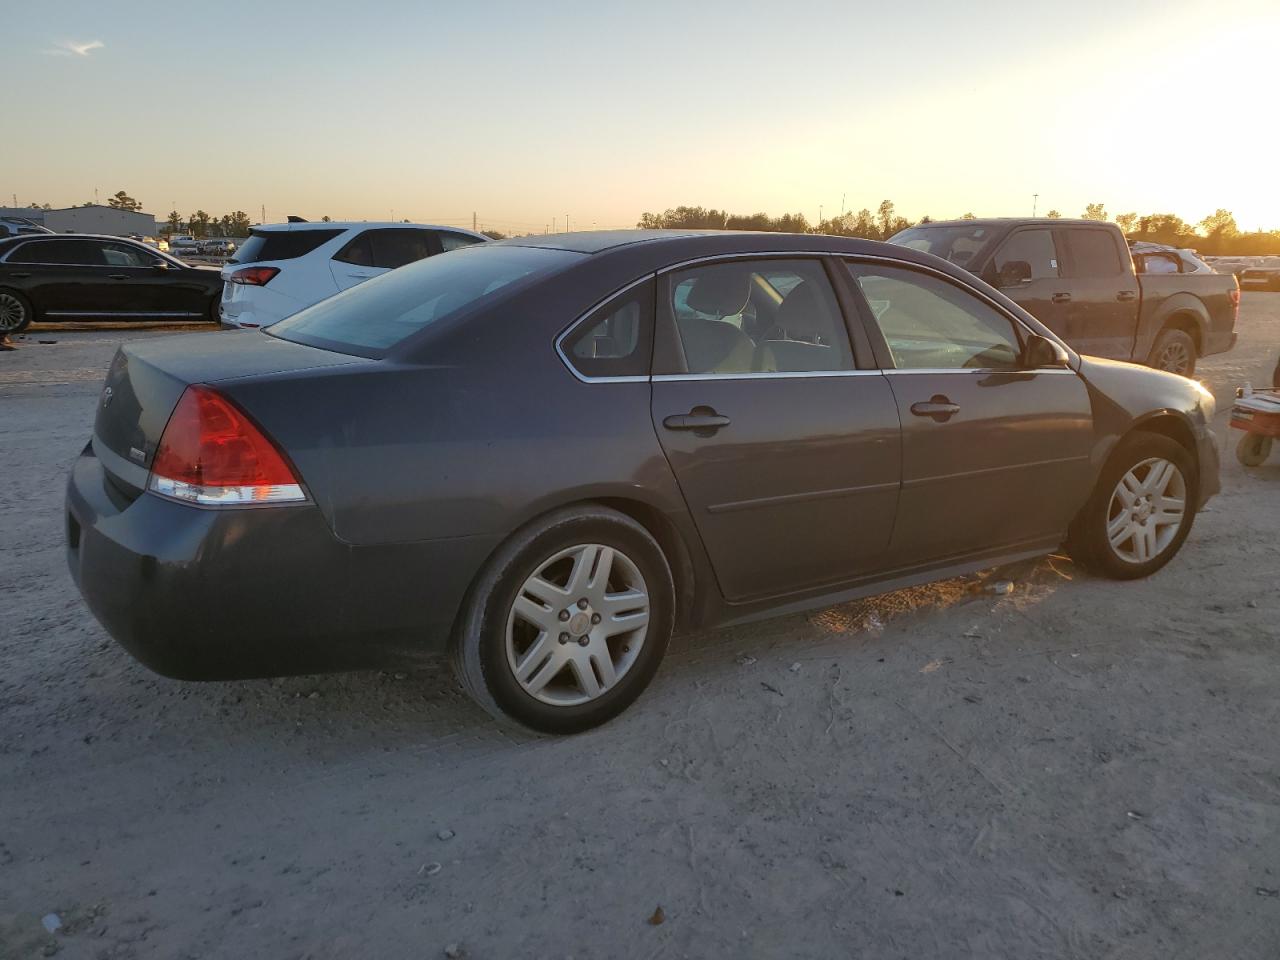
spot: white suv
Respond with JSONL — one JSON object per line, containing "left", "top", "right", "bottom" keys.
{"left": 219, "top": 221, "right": 488, "bottom": 329}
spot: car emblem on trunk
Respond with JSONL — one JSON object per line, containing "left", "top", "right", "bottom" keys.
{"left": 100, "top": 386, "right": 114, "bottom": 409}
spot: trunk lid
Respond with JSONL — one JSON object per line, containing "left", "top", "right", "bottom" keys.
{"left": 92, "top": 330, "right": 369, "bottom": 494}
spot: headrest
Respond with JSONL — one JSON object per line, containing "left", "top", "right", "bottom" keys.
{"left": 684, "top": 268, "right": 751, "bottom": 317}
{"left": 773, "top": 281, "right": 829, "bottom": 338}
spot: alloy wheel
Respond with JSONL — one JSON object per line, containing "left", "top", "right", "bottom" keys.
{"left": 1105, "top": 457, "right": 1187, "bottom": 564}
{"left": 505, "top": 543, "right": 650, "bottom": 706}
{"left": 0, "top": 293, "right": 25, "bottom": 333}
{"left": 1155, "top": 340, "right": 1192, "bottom": 374}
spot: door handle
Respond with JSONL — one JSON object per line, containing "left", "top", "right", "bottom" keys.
{"left": 910, "top": 395, "right": 960, "bottom": 422}
{"left": 108, "top": 274, "right": 129, "bottom": 280}
{"left": 7, "top": 272, "right": 31, "bottom": 279}
{"left": 1051, "top": 292, "right": 1072, "bottom": 304}
{"left": 663, "top": 410, "right": 731, "bottom": 432}
{"left": 1117, "top": 290, "right": 1137, "bottom": 302}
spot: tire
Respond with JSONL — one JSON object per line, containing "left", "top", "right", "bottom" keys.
{"left": 1065, "top": 433, "right": 1197, "bottom": 580}
{"left": 451, "top": 505, "right": 675, "bottom": 734}
{"left": 0, "top": 289, "right": 33, "bottom": 334}
{"left": 1147, "top": 328, "right": 1197, "bottom": 377}
{"left": 1236, "top": 433, "right": 1273, "bottom": 467}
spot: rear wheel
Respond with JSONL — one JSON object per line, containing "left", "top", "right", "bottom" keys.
{"left": 0, "top": 289, "right": 32, "bottom": 334}
{"left": 452, "top": 506, "right": 675, "bottom": 734}
{"left": 1148, "top": 328, "right": 1197, "bottom": 377}
{"left": 1236, "top": 433, "right": 1273, "bottom": 467}
{"left": 1066, "top": 433, "right": 1197, "bottom": 579}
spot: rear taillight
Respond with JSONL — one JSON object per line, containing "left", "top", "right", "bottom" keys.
{"left": 148, "top": 385, "right": 305, "bottom": 506}
{"left": 229, "top": 266, "right": 280, "bottom": 286}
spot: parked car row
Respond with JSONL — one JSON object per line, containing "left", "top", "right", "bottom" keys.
{"left": 66, "top": 230, "right": 1222, "bottom": 732}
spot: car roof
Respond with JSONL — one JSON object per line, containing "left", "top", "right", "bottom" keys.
{"left": 251, "top": 221, "right": 486, "bottom": 237}
{"left": 495, "top": 229, "right": 906, "bottom": 258}
{"left": 907, "top": 218, "right": 1106, "bottom": 229}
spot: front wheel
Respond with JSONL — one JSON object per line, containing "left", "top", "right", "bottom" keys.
{"left": 452, "top": 506, "right": 675, "bottom": 734}
{"left": 1066, "top": 433, "right": 1197, "bottom": 580}
{"left": 0, "top": 289, "right": 33, "bottom": 334}
{"left": 1148, "top": 328, "right": 1197, "bottom": 377}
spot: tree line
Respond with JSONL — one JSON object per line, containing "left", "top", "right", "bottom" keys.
{"left": 637, "top": 202, "right": 1280, "bottom": 254}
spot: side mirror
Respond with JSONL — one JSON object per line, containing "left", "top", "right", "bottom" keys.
{"left": 1024, "top": 333, "right": 1070, "bottom": 369}
{"left": 152, "top": 261, "right": 170, "bottom": 273}
{"left": 997, "top": 260, "right": 1033, "bottom": 287}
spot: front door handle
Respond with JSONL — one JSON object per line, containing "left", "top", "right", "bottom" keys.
{"left": 107, "top": 274, "right": 129, "bottom": 280}
{"left": 1051, "top": 292, "right": 1072, "bottom": 304}
{"left": 1117, "top": 290, "right": 1137, "bottom": 302}
{"left": 7, "top": 272, "right": 31, "bottom": 279}
{"left": 663, "top": 408, "right": 731, "bottom": 433}
{"left": 910, "top": 395, "right": 960, "bottom": 422}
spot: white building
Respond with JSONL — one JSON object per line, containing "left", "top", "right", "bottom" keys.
{"left": 36, "top": 205, "right": 161, "bottom": 237}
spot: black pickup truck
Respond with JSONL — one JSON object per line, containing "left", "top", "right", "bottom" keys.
{"left": 889, "top": 218, "right": 1238, "bottom": 375}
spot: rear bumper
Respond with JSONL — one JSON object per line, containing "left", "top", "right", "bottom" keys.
{"left": 65, "top": 443, "right": 495, "bottom": 680}
{"left": 1203, "top": 330, "right": 1236, "bottom": 357}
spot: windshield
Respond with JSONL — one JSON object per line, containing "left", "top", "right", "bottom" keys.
{"left": 268, "top": 244, "right": 584, "bottom": 357}
{"left": 888, "top": 224, "right": 997, "bottom": 269}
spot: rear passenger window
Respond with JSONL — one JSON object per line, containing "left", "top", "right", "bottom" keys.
{"left": 1066, "top": 229, "right": 1124, "bottom": 277}
{"left": 439, "top": 232, "right": 483, "bottom": 252}
{"left": 7, "top": 239, "right": 102, "bottom": 265}
{"left": 336, "top": 229, "right": 435, "bottom": 269}
{"left": 234, "top": 229, "right": 343, "bottom": 263}
{"left": 560, "top": 281, "right": 654, "bottom": 379}
{"left": 662, "top": 259, "right": 853, "bottom": 375}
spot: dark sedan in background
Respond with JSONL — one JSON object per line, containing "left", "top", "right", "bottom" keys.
{"left": 66, "top": 231, "right": 1220, "bottom": 733}
{"left": 0, "top": 234, "right": 222, "bottom": 333}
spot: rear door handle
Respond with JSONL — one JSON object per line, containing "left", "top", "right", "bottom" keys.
{"left": 7, "top": 272, "right": 31, "bottom": 279}
{"left": 1051, "top": 292, "right": 1072, "bottom": 304}
{"left": 663, "top": 410, "right": 731, "bottom": 432}
{"left": 910, "top": 396, "right": 960, "bottom": 422}
{"left": 107, "top": 274, "right": 129, "bottom": 280}
{"left": 1117, "top": 290, "right": 1137, "bottom": 302}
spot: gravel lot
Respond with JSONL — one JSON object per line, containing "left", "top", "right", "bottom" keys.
{"left": 2, "top": 303, "right": 1279, "bottom": 960}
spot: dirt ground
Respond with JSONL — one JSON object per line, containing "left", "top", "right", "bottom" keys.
{"left": 2, "top": 302, "right": 1278, "bottom": 960}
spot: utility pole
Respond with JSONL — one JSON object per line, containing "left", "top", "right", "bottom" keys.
{"left": 819, "top": 204, "right": 823, "bottom": 225}
{"left": 473, "top": 211, "right": 477, "bottom": 231}
{"left": 565, "top": 213, "right": 569, "bottom": 232}
{"left": 841, "top": 193, "right": 846, "bottom": 216}
{"left": 1032, "top": 193, "right": 1039, "bottom": 217}
{"left": 261, "top": 204, "right": 266, "bottom": 224}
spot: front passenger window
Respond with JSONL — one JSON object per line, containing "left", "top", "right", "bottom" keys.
{"left": 847, "top": 263, "right": 1023, "bottom": 371}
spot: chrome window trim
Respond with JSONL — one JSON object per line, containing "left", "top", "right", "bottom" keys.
{"left": 653, "top": 370, "right": 883, "bottom": 382}
{"left": 554, "top": 273, "right": 656, "bottom": 384}
{"left": 554, "top": 249, "right": 1076, "bottom": 384}
{"left": 0, "top": 236, "right": 174, "bottom": 269}
{"left": 881, "top": 367, "right": 1076, "bottom": 376}
{"left": 44, "top": 310, "right": 205, "bottom": 318}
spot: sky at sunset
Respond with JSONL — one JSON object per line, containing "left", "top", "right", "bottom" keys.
{"left": 6, "top": 0, "right": 1279, "bottom": 233}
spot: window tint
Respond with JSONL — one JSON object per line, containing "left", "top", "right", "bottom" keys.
{"left": 663, "top": 259, "right": 853, "bottom": 375}
{"left": 335, "top": 229, "right": 436, "bottom": 269}
{"left": 439, "top": 232, "right": 483, "bottom": 252}
{"left": 6, "top": 239, "right": 103, "bottom": 265}
{"left": 232, "top": 228, "right": 343, "bottom": 264}
{"left": 561, "top": 282, "right": 654, "bottom": 378}
{"left": 270, "top": 246, "right": 582, "bottom": 356}
{"left": 1065, "top": 229, "right": 1124, "bottom": 277}
{"left": 890, "top": 224, "right": 995, "bottom": 268}
{"left": 847, "top": 262, "right": 1023, "bottom": 371}
{"left": 100, "top": 242, "right": 157, "bottom": 268}
{"left": 992, "top": 229, "right": 1059, "bottom": 282}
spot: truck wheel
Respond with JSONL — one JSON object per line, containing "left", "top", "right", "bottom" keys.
{"left": 1236, "top": 433, "right": 1273, "bottom": 467}
{"left": 1148, "top": 328, "right": 1196, "bottom": 377}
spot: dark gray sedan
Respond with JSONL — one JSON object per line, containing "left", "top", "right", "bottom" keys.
{"left": 66, "top": 231, "right": 1220, "bottom": 732}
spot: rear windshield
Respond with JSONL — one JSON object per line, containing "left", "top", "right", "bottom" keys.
{"left": 233, "top": 228, "right": 343, "bottom": 263}
{"left": 268, "top": 245, "right": 583, "bottom": 357}
{"left": 889, "top": 225, "right": 997, "bottom": 269}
